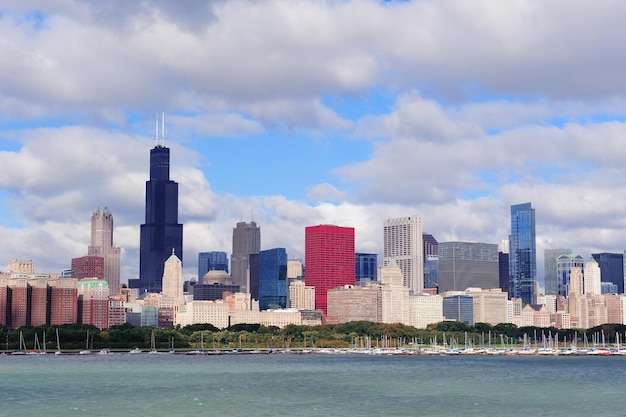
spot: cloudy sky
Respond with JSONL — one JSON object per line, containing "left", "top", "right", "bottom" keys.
{"left": 2, "top": 0, "right": 626, "bottom": 287}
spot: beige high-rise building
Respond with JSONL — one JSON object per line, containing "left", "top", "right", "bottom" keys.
{"left": 88, "top": 207, "right": 121, "bottom": 295}
{"left": 466, "top": 288, "right": 508, "bottom": 326}
{"left": 408, "top": 294, "right": 443, "bottom": 329}
{"left": 8, "top": 260, "right": 34, "bottom": 274}
{"left": 161, "top": 250, "right": 184, "bottom": 305}
{"left": 383, "top": 216, "right": 424, "bottom": 293}
{"left": 288, "top": 279, "right": 315, "bottom": 310}
{"left": 287, "top": 259, "right": 303, "bottom": 279}
{"left": 379, "top": 261, "right": 410, "bottom": 325}
{"left": 584, "top": 258, "right": 601, "bottom": 295}
{"left": 327, "top": 285, "right": 381, "bottom": 324}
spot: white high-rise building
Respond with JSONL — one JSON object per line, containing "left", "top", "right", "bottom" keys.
{"left": 584, "top": 257, "right": 601, "bottom": 295}
{"left": 383, "top": 216, "right": 423, "bottom": 293}
{"left": 161, "top": 250, "right": 184, "bottom": 304}
{"left": 408, "top": 294, "right": 443, "bottom": 329}
{"left": 379, "top": 261, "right": 410, "bottom": 324}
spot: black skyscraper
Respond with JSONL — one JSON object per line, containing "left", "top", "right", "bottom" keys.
{"left": 136, "top": 145, "right": 183, "bottom": 293}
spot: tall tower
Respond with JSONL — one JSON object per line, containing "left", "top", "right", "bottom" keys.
{"left": 162, "top": 249, "right": 184, "bottom": 304}
{"left": 304, "top": 224, "right": 355, "bottom": 315}
{"left": 137, "top": 120, "right": 183, "bottom": 293}
{"left": 544, "top": 248, "right": 572, "bottom": 295}
{"left": 231, "top": 221, "right": 260, "bottom": 291}
{"left": 509, "top": 203, "right": 537, "bottom": 305}
{"left": 383, "top": 216, "right": 424, "bottom": 293}
{"left": 258, "top": 248, "right": 288, "bottom": 310}
{"left": 88, "top": 206, "right": 121, "bottom": 294}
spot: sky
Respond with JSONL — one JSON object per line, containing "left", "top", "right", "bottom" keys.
{"left": 2, "top": 0, "right": 626, "bottom": 288}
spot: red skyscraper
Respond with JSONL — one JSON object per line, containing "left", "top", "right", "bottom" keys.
{"left": 304, "top": 225, "right": 355, "bottom": 315}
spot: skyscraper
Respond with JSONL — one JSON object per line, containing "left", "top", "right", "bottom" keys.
{"left": 162, "top": 250, "right": 184, "bottom": 304}
{"left": 438, "top": 241, "right": 499, "bottom": 292}
{"left": 137, "top": 140, "right": 183, "bottom": 293}
{"left": 591, "top": 252, "right": 624, "bottom": 294}
{"left": 509, "top": 203, "right": 537, "bottom": 305}
{"left": 383, "top": 216, "right": 424, "bottom": 293}
{"left": 198, "top": 251, "right": 229, "bottom": 280}
{"left": 556, "top": 253, "right": 584, "bottom": 296}
{"left": 88, "top": 206, "right": 121, "bottom": 294}
{"left": 231, "top": 221, "right": 260, "bottom": 291}
{"left": 355, "top": 253, "right": 377, "bottom": 284}
{"left": 544, "top": 248, "right": 572, "bottom": 295}
{"left": 305, "top": 224, "right": 355, "bottom": 315}
{"left": 258, "top": 248, "right": 288, "bottom": 310}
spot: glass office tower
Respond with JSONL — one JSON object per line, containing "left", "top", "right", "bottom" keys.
{"left": 258, "top": 248, "right": 288, "bottom": 310}
{"left": 509, "top": 203, "right": 537, "bottom": 305}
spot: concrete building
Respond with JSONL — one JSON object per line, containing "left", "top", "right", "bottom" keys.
{"left": 438, "top": 241, "right": 499, "bottom": 293}
{"left": 584, "top": 257, "right": 601, "bottom": 295}
{"left": 465, "top": 288, "right": 508, "bottom": 326}
{"left": 379, "top": 261, "right": 410, "bottom": 324}
{"left": 88, "top": 206, "right": 121, "bottom": 295}
{"left": 327, "top": 285, "right": 381, "bottom": 324}
{"left": 71, "top": 255, "right": 104, "bottom": 280}
{"left": 305, "top": 224, "right": 355, "bottom": 314}
{"left": 383, "top": 216, "right": 424, "bottom": 293}
{"left": 287, "top": 259, "right": 303, "bottom": 279}
{"left": 175, "top": 300, "right": 229, "bottom": 329}
{"left": 231, "top": 221, "right": 261, "bottom": 292}
{"left": 288, "top": 279, "right": 315, "bottom": 310}
{"left": 408, "top": 294, "right": 443, "bottom": 329}
{"left": 161, "top": 250, "right": 184, "bottom": 304}
{"left": 77, "top": 278, "right": 109, "bottom": 329}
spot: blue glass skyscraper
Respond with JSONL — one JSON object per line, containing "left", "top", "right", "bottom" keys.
{"left": 198, "top": 251, "right": 229, "bottom": 280}
{"left": 355, "top": 253, "right": 377, "bottom": 284}
{"left": 258, "top": 248, "right": 287, "bottom": 310}
{"left": 509, "top": 202, "right": 536, "bottom": 305}
{"left": 136, "top": 144, "right": 183, "bottom": 293}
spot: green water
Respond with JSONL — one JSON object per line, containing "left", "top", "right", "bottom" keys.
{"left": 0, "top": 353, "right": 622, "bottom": 417}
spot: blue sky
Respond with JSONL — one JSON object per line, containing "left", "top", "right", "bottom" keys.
{"left": 2, "top": 0, "right": 626, "bottom": 287}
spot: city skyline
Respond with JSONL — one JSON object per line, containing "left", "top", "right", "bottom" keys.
{"left": 3, "top": 2, "right": 626, "bottom": 285}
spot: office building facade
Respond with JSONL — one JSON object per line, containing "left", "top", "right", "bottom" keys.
{"left": 438, "top": 241, "right": 499, "bottom": 292}
{"left": 198, "top": 251, "right": 228, "bottom": 280}
{"left": 87, "top": 206, "right": 121, "bottom": 295}
{"left": 258, "top": 248, "right": 288, "bottom": 310}
{"left": 355, "top": 253, "right": 378, "bottom": 284}
{"left": 383, "top": 216, "right": 424, "bottom": 293}
{"left": 137, "top": 144, "right": 183, "bottom": 293}
{"left": 231, "top": 221, "right": 261, "bottom": 291}
{"left": 545, "top": 248, "right": 572, "bottom": 296}
{"left": 592, "top": 252, "right": 624, "bottom": 294}
{"left": 509, "top": 203, "right": 537, "bottom": 305}
{"left": 305, "top": 224, "right": 355, "bottom": 315}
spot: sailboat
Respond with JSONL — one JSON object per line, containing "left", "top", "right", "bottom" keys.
{"left": 187, "top": 331, "right": 206, "bottom": 355}
{"left": 148, "top": 330, "right": 159, "bottom": 354}
{"left": 55, "top": 328, "right": 63, "bottom": 355}
{"left": 11, "top": 331, "right": 27, "bottom": 355}
{"left": 79, "top": 330, "right": 92, "bottom": 355}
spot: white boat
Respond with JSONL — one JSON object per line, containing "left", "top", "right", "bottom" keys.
{"left": 129, "top": 347, "right": 142, "bottom": 354}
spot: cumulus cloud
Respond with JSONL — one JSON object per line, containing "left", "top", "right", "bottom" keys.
{"left": 3, "top": 0, "right": 626, "bottom": 287}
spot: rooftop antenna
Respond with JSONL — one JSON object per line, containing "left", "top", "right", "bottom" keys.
{"left": 161, "top": 112, "right": 165, "bottom": 147}
{"left": 155, "top": 113, "right": 159, "bottom": 146}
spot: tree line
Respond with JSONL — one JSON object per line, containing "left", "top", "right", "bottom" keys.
{"left": 4, "top": 321, "right": 626, "bottom": 351}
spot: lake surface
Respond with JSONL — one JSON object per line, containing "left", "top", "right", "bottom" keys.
{"left": 0, "top": 353, "right": 622, "bottom": 417}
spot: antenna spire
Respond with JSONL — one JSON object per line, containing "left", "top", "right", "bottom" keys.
{"left": 155, "top": 113, "right": 159, "bottom": 145}
{"left": 161, "top": 112, "right": 165, "bottom": 147}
